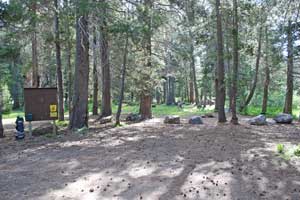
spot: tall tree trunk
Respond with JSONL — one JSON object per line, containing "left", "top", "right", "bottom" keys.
{"left": 116, "top": 32, "right": 129, "bottom": 126}
{"left": 216, "top": 0, "right": 226, "bottom": 122}
{"left": 261, "top": 26, "right": 270, "bottom": 114}
{"left": 231, "top": 0, "right": 239, "bottom": 124}
{"left": 100, "top": 0, "right": 112, "bottom": 117}
{"left": 64, "top": 0, "right": 72, "bottom": 118}
{"left": 191, "top": 46, "right": 199, "bottom": 105}
{"left": 54, "top": 0, "right": 64, "bottom": 121}
{"left": 31, "top": 1, "right": 39, "bottom": 88}
{"left": 166, "top": 76, "right": 176, "bottom": 105}
{"left": 67, "top": 40, "right": 72, "bottom": 118}
{"left": 225, "top": 13, "right": 232, "bottom": 112}
{"left": 92, "top": 27, "right": 98, "bottom": 115}
{"left": 189, "top": 74, "right": 195, "bottom": 103}
{"left": 240, "top": 25, "right": 262, "bottom": 111}
{"left": 0, "top": 89, "right": 4, "bottom": 138}
{"left": 140, "top": 0, "right": 152, "bottom": 120}
{"left": 186, "top": 0, "right": 199, "bottom": 105}
{"left": 283, "top": 20, "right": 294, "bottom": 114}
{"left": 214, "top": 63, "right": 218, "bottom": 111}
{"left": 69, "top": 13, "right": 89, "bottom": 130}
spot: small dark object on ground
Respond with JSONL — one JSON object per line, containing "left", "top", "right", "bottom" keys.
{"left": 189, "top": 116, "right": 203, "bottom": 125}
{"left": 202, "top": 113, "right": 214, "bottom": 118}
{"left": 273, "top": 113, "right": 293, "bottom": 124}
{"left": 164, "top": 115, "right": 180, "bottom": 124}
{"left": 15, "top": 116, "right": 25, "bottom": 140}
{"left": 152, "top": 104, "right": 156, "bottom": 108}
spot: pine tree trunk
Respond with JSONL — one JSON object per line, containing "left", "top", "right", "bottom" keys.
{"left": 140, "top": 93, "right": 152, "bottom": 119}
{"left": 216, "top": 0, "right": 226, "bottom": 122}
{"left": 231, "top": 0, "right": 239, "bottom": 124}
{"left": 0, "top": 89, "right": 4, "bottom": 138}
{"left": 116, "top": 32, "right": 129, "bottom": 126}
{"left": 54, "top": 0, "right": 64, "bottom": 121}
{"left": 166, "top": 76, "right": 175, "bottom": 105}
{"left": 283, "top": 20, "right": 294, "bottom": 114}
{"left": 92, "top": 27, "right": 98, "bottom": 115}
{"left": 31, "top": 1, "right": 39, "bottom": 88}
{"left": 100, "top": 0, "right": 112, "bottom": 117}
{"left": 240, "top": 25, "right": 262, "bottom": 111}
{"left": 189, "top": 74, "right": 195, "bottom": 103}
{"left": 214, "top": 64, "right": 218, "bottom": 112}
{"left": 225, "top": 14, "right": 232, "bottom": 112}
{"left": 191, "top": 45, "right": 200, "bottom": 105}
{"left": 261, "top": 26, "right": 270, "bottom": 114}
{"left": 64, "top": 0, "right": 72, "bottom": 118}
{"left": 140, "top": 0, "right": 152, "bottom": 119}
{"left": 69, "top": 13, "right": 89, "bottom": 130}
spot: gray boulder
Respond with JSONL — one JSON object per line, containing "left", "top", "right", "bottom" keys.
{"left": 248, "top": 115, "right": 267, "bottom": 125}
{"left": 273, "top": 113, "right": 293, "bottom": 124}
{"left": 126, "top": 113, "right": 141, "bottom": 122}
{"left": 164, "top": 115, "right": 180, "bottom": 124}
{"left": 188, "top": 116, "right": 203, "bottom": 125}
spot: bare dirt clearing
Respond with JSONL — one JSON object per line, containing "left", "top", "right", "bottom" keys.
{"left": 0, "top": 116, "right": 300, "bottom": 200}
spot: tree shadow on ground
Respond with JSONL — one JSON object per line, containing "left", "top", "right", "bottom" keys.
{"left": 0, "top": 117, "right": 300, "bottom": 200}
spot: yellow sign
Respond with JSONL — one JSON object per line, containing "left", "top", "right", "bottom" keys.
{"left": 50, "top": 105, "right": 57, "bottom": 112}
{"left": 50, "top": 112, "right": 57, "bottom": 118}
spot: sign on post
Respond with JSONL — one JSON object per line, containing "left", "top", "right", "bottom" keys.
{"left": 24, "top": 88, "right": 58, "bottom": 121}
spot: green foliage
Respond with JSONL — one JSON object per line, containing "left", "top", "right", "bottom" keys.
{"left": 56, "top": 120, "right": 69, "bottom": 127}
{"left": 277, "top": 144, "right": 284, "bottom": 154}
{"left": 294, "top": 145, "right": 300, "bottom": 157}
{"left": 241, "top": 105, "right": 299, "bottom": 118}
{"left": 276, "top": 144, "right": 300, "bottom": 160}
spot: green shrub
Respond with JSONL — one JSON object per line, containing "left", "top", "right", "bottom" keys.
{"left": 294, "top": 145, "right": 300, "bottom": 157}
{"left": 277, "top": 144, "right": 284, "bottom": 154}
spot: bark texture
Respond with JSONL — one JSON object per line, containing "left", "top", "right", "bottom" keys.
{"left": 69, "top": 14, "right": 89, "bottom": 130}
{"left": 0, "top": 90, "right": 3, "bottom": 138}
{"left": 54, "top": 0, "right": 64, "bottom": 121}
{"left": 100, "top": 0, "right": 112, "bottom": 117}
{"left": 231, "top": 0, "right": 239, "bottom": 124}
{"left": 283, "top": 20, "right": 294, "bottom": 114}
{"left": 216, "top": 0, "right": 226, "bottom": 122}
{"left": 261, "top": 26, "right": 270, "bottom": 114}
{"left": 31, "top": 1, "right": 39, "bottom": 88}
{"left": 116, "top": 32, "right": 129, "bottom": 126}
{"left": 140, "top": 0, "right": 153, "bottom": 119}
{"left": 92, "top": 27, "right": 98, "bottom": 115}
{"left": 166, "top": 76, "right": 176, "bottom": 105}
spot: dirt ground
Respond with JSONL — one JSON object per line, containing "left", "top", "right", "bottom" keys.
{"left": 0, "top": 115, "right": 300, "bottom": 200}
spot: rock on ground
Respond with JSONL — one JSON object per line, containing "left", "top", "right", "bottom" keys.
{"left": 188, "top": 116, "right": 203, "bottom": 125}
{"left": 126, "top": 113, "right": 141, "bottom": 122}
{"left": 164, "top": 115, "right": 180, "bottom": 124}
{"left": 273, "top": 113, "right": 293, "bottom": 124}
{"left": 248, "top": 115, "right": 267, "bottom": 125}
